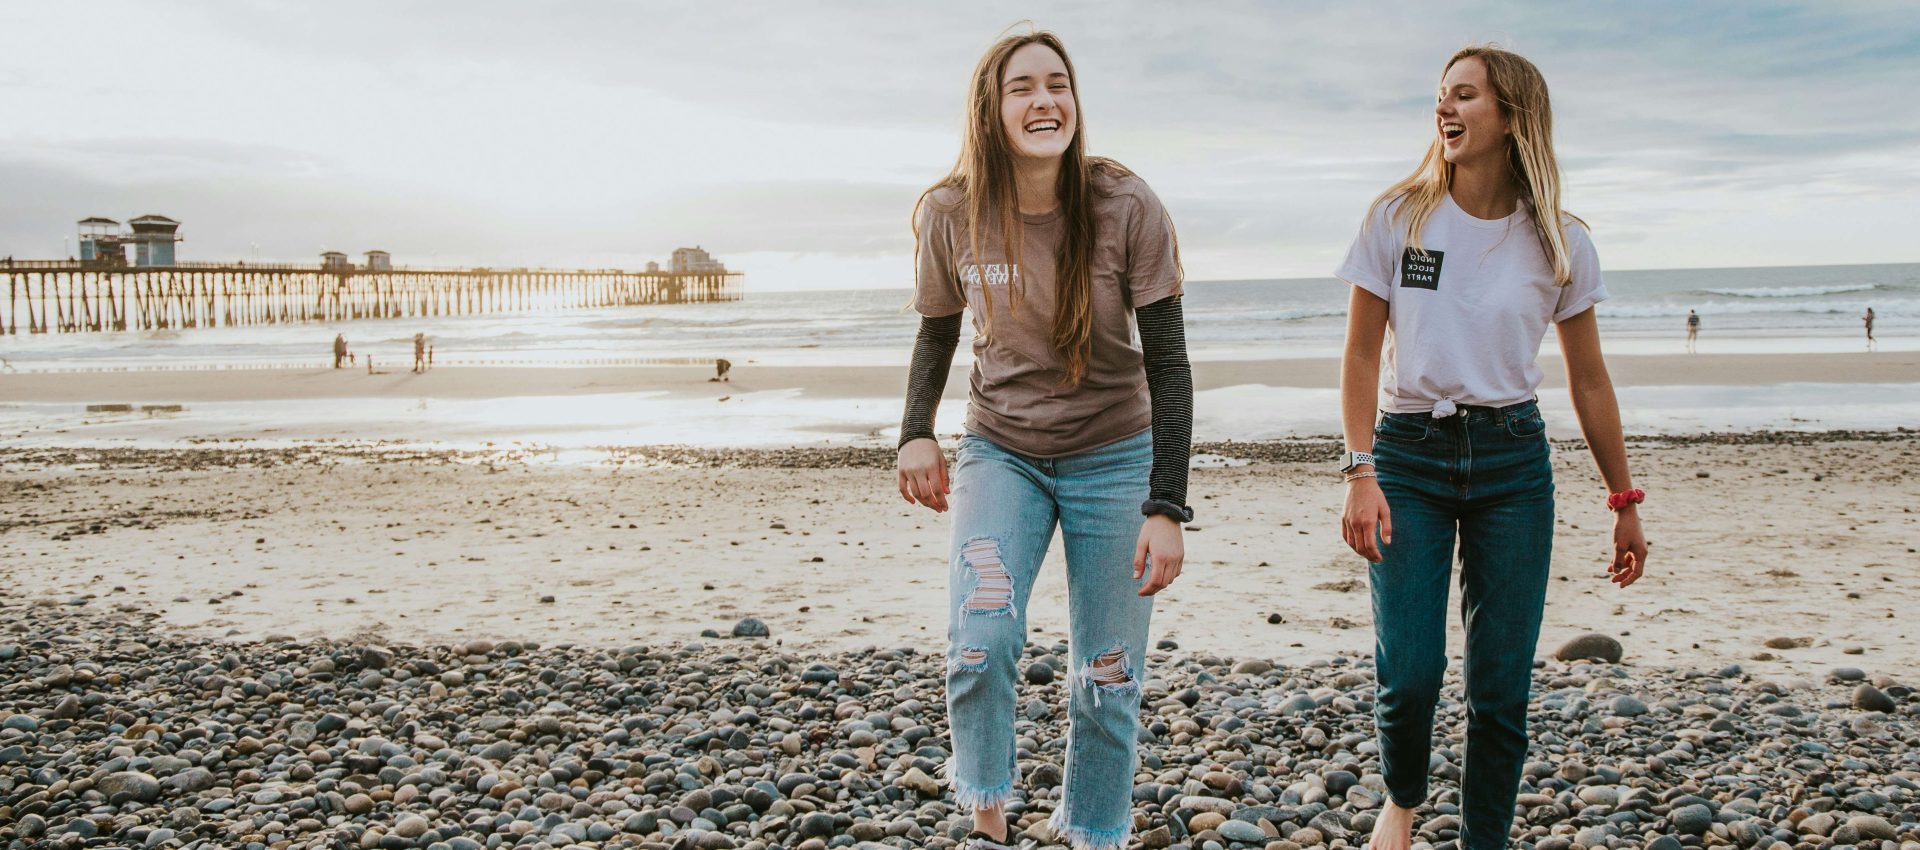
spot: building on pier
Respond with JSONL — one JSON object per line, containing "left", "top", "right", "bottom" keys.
{"left": 77, "top": 218, "right": 123, "bottom": 265}
{"left": 128, "top": 215, "right": 182, "bottom": 267}
{"left": 670, "top": 246, "right": 726, "bottom": 274}
{"left": 77, "top": 215, "right": 183, "bottom": 268}
{"left": 321, "top": 251, "right": 351, "bottom": 270}
{"left": 365, "top": 250, "right": 392, "bottom": 271}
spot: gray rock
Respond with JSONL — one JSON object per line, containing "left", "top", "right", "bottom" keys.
{"left": 1609, "top": 695, "right": 1650, "bottom": 717}
{"left": 163, "top": 767, "right": 216, "bottom": 793}
{"left": 1278, "top": 694, "right": 1319, "bottom": 715}
{"left": 393, "top": 815, "right": 430, "bottom": 838}
{"left": 1025, "top": 662, "right": 1056, "bottom": 685}
{"left": 1854, "top": 684, "right": 1897, "bottom": 712}
{"left": 2, "top": 714, "right": 38, "bottom": 732}
{"left": 1217, "top": 819, "right": 1267, "bottom": 844}
{"left": 1728, "top": 820, "right": 1769, "bottom": 847}
{"left": 1577, "top": 786, "right": 1620, "bottom": 808}
{"left": 99, "top": 771, "right": 162, "bottom": 804}
{"left": 797, "top": 812, "right": 836, "bottom": 839}
{"left": 1829, "top": 667, "right": 1867, "bottom": 683}
{"left": 732, "top": 618, "right": 770, "bottom": 638}
{"left": 1555, "top": 633, "right": 1624, "bottom": 663}
{"left": 1849, "top": 815, "right": 1897, "bottom": 841}
{"left": 50, "top": 694, "right": 83, "bottom": 719}
{"left": 480, "top": 741, "right": 515, "bottom": 761}
{"left": 1670, "top": 804, "right": 1713, "bottom": 835}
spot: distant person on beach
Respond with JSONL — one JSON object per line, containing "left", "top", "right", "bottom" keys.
{"left": 1865, "top": 307, "right": 1876, "bottom": 349}
{"left": 1685, "top": 309, "right": 1700, "bottom": 353}
{"left": 428, "top": 345, "right": 434, "bottom": 369}
{"left": 895, "top": 30, "right": 1192, "bottom": 850}
{"left": 333, "top": 334, "right": 348, "bottom": 369}
{"left": 712, "top": 358, "right": 731, "bottom": 382}
{"left": 1333, "top": 46, "right": 1649, "bottom": 850}
{"left": 413, "top": 333, "right": 427, "bottom": 373}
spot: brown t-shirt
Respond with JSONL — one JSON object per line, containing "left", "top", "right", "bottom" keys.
{"left": 912, "top": 169, "right": 1182, "bottom": 458}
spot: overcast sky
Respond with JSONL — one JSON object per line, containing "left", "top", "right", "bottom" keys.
{"left": 3, "top": 1, "right": 1916, "bottom": 290}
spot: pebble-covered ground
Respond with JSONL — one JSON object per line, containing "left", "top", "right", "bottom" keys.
{"left": 3, "top": 599, "right": 1915, "bottom": 850}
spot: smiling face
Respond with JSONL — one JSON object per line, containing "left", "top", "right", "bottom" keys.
{"left": 1436, "top": 56, "right": 1510, "bottom": 167}
{"left": 999, "top": 42, "right": 1077, "bottom": 162}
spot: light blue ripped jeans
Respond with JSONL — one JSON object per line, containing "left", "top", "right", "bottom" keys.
{"left": 945, "top": 428, "right": 1156, "bottom": 850}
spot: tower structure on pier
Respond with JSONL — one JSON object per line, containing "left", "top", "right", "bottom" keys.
{"left": 77, "top": 215, "right": 182, "bottom": 268}
{"left": 128, "top": 215, "right": 182, "bottom": 267}
{"left": 77, "top": 217, "right": 123, "bottom": 265}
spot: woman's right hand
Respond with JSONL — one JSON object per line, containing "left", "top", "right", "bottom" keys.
{"left": 1341, "top": 476, "right": 1392, "bottom": 562}
{"left": 897, "top": 438, "right": 950, "bottom": 512}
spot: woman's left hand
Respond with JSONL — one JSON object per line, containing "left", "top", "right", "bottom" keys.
{"left": 1134, "top": 515, "right": 1185, "bottom": 596}
{"left": 1609, "top": 506, "right": 1648, "bottom": 588}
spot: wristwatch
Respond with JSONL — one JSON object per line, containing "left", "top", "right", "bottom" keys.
{"left": 1339, "top": 451, "right": 1375, "bottom": 475}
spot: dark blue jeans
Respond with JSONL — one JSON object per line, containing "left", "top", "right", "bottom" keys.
{"left": 1369, "top": 400, "right": 1554, "bottom": 850}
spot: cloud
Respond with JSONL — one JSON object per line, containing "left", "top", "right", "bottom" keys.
{"left": 2, "top": 0, "right": 1916, "bottom": 287}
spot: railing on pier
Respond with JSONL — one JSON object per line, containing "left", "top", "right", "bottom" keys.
{"left": 0, "top": 263, "right": 744, "bottom": 335}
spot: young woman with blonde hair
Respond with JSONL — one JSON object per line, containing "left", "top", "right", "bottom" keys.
{"left": 1334, "top": 45, "right": 1650, "bottom": 850}
{"left": 895, "top": 28, "right": 1193, "bottom": 850}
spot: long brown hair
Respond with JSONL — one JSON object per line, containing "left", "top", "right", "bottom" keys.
{"left": 912, "top": 28, "right": 1117, "bottom": 386}
{"left": 1367, "top": 44, "right": 1580, "bottom": 285}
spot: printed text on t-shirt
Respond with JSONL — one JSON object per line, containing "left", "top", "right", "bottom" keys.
{"left": 960, "top": 264, "right": 1020, "bottom": 287}
{"left": 1400, "top": 248, "right": 1444, "bottom": 290}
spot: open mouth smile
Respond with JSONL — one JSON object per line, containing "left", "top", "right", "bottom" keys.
{"left": 1025, "top": 119, "right": 1061, "bottom": 134}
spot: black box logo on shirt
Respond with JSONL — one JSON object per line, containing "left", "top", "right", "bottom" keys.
{"left": 1400, "top": 248, "right": 1443, "bottom": 290}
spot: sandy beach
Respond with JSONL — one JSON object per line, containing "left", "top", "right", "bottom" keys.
{"left": 4, "top": 432, "right": 1915, "bottom": 675}
{"left": 5, "top": 355, "right": 1919, "bottom": 850}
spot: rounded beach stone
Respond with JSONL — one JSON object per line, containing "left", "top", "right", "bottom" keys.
{"left": 1554, "top": 633, "right": 1623, "bottom": 663}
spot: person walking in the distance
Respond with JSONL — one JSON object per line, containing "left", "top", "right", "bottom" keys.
{"left": 413, "top": 333, "right": 427, "bottom": 373}
{"left": 712, "top": 358, "right": 732, "bottom": 382}
{"left": 333, "top": 334, "right": 348, "bottom": 369}
{"left": 1864, "top": 307, "right": 1875, "bottom": 350}
{"left": 1685, "top": 309, "right": 1699, "bottom": 353}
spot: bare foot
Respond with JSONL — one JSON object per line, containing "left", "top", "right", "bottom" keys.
{"left": 973, "top": 806, "right": 1009, "bottom": 843}
{"left": 1368, "top": 799, "right": 1416, "bottom": 850}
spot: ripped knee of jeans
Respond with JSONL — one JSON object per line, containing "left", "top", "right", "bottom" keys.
{"left": 1077, "top": 645, "right": 1139, "bottom": 707}
{"left": 950, "top": 645, "right": 990, "bottom": 674}
{"left": 958, "top": 536, "right": 1016, "bottom": 618}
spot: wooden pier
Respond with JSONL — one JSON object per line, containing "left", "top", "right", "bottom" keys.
{"left": 0, "top": 261, "right": 743, "bottom": 335}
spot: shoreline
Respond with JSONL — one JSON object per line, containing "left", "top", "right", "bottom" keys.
{"left": 2, "top": 426, "right": 1917, "bottom": 471}
{"left": 3, "top": 351, "right": 1918, "bottom": 405}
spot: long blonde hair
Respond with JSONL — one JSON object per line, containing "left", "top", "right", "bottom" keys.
{"left": 911, "top": 28, "right": 1119, "bottom": 386}
{"left": 1368, "top": 44, "right": 1579, "bottom": 285}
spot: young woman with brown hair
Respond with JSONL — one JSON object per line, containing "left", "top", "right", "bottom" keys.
{"left": 895, "top": 28, "right": 1194, "bottom": 850}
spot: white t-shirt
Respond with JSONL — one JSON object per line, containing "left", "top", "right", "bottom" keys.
{"left": 1335, "top": 192, "right": 1607, "bottom": 414}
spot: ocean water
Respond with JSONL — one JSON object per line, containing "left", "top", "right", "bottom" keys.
{"left": 2, "top": 263, "right": 1914, "bottom": 449}
{"left": 1, "top": 263, "right": 1912, "bottom": 371}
